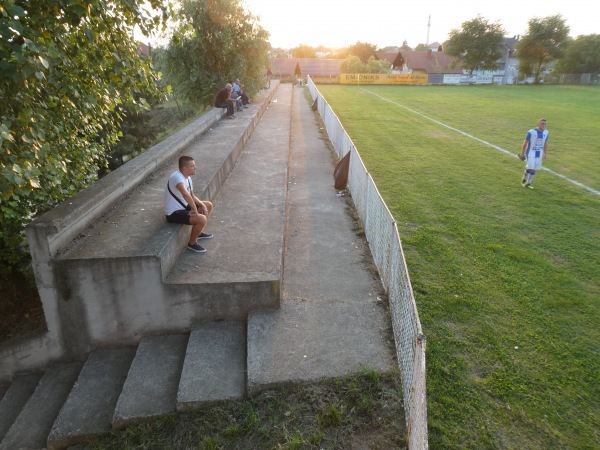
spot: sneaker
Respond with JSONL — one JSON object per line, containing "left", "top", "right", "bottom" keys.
{"left": 521, "top": 180, "right": 527, "bottom": 187}
{"left": 526, "top": 183, "right": 534, "bottom": 189}
{"left": 187, "top": 243, "right": 206, "bottom": 253}
{"left": 198, "top": 232, "right": 213, "bottom": 240}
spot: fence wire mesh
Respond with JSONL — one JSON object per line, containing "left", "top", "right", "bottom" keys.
{"left": 308, "top": 78, "right": 428, "bottom": 449}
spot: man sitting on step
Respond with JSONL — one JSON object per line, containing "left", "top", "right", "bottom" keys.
{"left": 164, "top": 156, "right": 214, "bottom": 253}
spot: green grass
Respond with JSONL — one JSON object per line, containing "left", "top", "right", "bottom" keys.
{"left": 83, "top": 369, "right": 406, "bottom": 449}
{"left": 317, "top": 84, "right": 600, "bottom": 449}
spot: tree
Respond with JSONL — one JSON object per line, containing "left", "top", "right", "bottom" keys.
{"left": 516, "top": 14, "right": 570, "bottom": 83}
{"left": 340, "top": 55, "right": 366, "bottom": 73}
{"left": 0, "top": 0, "right": 170, "bottom": 272}
{"left": 160, "top": 0, "right": 270, "bottom": 106}
{"left": 554, "top": 34, "right": 600, "bottom": 77}
{"left": 331, "top": 47, "right": 350, "bottom": 59}
{"left": 347, "top": 41, "right": 377, "bottom": 64}
{"left": 414, "top": 44, "right": 429, "bottom": 51}
{"left": 291, "top": 44, "right": 316, "bottom": 58}
{"left": 444, "top": 16, "right": 505, "bottom": 74}
{"left": 366, "top": 56, "right": 392, "bottom": 74}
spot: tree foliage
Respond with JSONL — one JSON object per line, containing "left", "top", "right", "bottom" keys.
{"left": 339, "top": 55, "right": 391, "bottom": 74}
{"left": 516, "top": 14, "right": 570, "bottom": 83}
{"left": 0, "top": 0, "right": 170, "bottom": 271}
{"left": 347, "top": 41, "right": 378, "bottom": 64}
{"left": 290, "top": 44, "right": 315, "bottom": 58}
{"left": 159, "top": 0, "right": 270, "bottom": 106}
{"left": 555, "top": 34, "right": 600, "bottom": 76}
{"left": 365, "top": 56, "right": 392, "bottom": 74}
{"left": 340, "top": 55, "right": 364, "bottom": 73}
{"left": 444, "top": 16, "right": 505, "bottom": 74}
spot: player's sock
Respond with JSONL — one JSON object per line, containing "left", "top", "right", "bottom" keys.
{"left": 527, "top": 171, "right": 536, "bottom": 185}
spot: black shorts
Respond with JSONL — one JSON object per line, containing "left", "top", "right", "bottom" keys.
{"left": 166, "top": 209, "right": 191, "bottom": 225}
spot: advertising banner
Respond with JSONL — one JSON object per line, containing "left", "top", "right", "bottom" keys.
{"left": 340, "top": 73, "right": 428, "bottom": 85}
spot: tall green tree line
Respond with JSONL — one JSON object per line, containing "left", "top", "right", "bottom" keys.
{"left": 159, "top": 0, "right": 270, "bottom": 107}
{"left": 0, "top": 0, "right": 170, "bottom": 273}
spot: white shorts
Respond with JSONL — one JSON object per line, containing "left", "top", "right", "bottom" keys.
{"left": 526, "top": 150, "right": 543, "bottom": 170}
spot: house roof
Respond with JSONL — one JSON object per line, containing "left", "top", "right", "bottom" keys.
{"left": 375, "top": 52, "right": 403, "bottom": 67}
{"left": 270, "top": 58, "right": 342, "bottom": 77}
{"left": 137, "top": 42, "right": 151, "bottom": 58}
{"left": 398, "top": 50, "right": 463, "bottom": 74}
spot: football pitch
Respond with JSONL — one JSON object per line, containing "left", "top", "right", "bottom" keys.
{"left": 317, "top": 84, "right": 599, "bottom": 449}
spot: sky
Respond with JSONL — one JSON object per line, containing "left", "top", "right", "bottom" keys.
{"left": 241, "top": 0, "right": 598, "bottom": 49}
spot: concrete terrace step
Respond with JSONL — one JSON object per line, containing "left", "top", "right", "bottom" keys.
{"left": 112, "top": 334, "right": 188, "bottom": 428}
{"left": 0, "top": 362, "right": 82, "bottom": 450}
{"left": 164, "top": 83, "right": 293, "bottom": 305}
{"left": 46, "top": 347, "right": 136, "bottom": 449}
{"left": 0, "top": 373, "right": 42, "bottom": 441}
{"left": 177, "top": 322, "right": 246, "bottom": 410}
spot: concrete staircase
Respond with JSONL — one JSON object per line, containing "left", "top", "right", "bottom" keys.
{"left": 0, "top": 324, "right": 246, "bottom": 449}
{"left": 0, "top": 84, "right": 295, "bottom": 449}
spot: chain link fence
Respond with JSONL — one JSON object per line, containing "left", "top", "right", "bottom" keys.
{"left": 307, "top": 77, "right": 428, "bottom": 449}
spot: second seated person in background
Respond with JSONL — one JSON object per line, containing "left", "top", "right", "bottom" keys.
{"left": 235, "top": 79, "right": 250, "bottom": 107}
{"left": 230, "top": 80, "right": 244, "bottom": 112}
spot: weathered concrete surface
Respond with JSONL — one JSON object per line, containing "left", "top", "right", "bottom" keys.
{"left": 112, "top": 334, "right": 188, "bottom": 428}
{"left": 247, "top": 86, "right": 396, "bottom": 393}
{"left": 47, "top": 348, "right": 135, "bottom": 449}
{"left": 166, "top": 83, "right": 292, "bottom": 288}
{"left": 177, "top": 322, "right": 246, "bottom": 410}
{"left": 0, "top": 362, "right": 82, "bottom": 450}
{"left": 0, "top": 373, "right": 42, "bottom": 440}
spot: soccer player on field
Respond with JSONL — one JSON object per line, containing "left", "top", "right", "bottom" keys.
{"left": 519, "top": 118, "right": 549, "bottom": 189}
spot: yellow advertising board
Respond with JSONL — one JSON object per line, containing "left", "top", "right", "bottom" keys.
{"left": 340, "top": 73, "right": 428, "bottom": 85}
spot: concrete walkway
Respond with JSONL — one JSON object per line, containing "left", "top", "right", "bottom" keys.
{"left": 248, "top": 86, "right": 395, "bottom": 391}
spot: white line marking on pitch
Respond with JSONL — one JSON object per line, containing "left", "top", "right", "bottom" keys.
{"left": 362, "top": 88, "right": 600, "bottom": 197}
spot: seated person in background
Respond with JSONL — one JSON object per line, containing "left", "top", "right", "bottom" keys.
{"left": 214, "top": 83, "right": 236, "bottom": 118}
{"left": 235, "top": 79, "right": 250, "bottom": 107}
{"left": 230, "top": 80, "right": 243, "bottom": 112}
{"left": 165, "top": 156, "right": 213, "bottom": 253}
